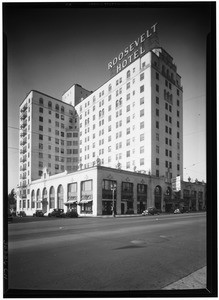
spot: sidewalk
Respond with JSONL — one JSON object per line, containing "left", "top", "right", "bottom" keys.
{"left": 162, "top": 266, "right": 206, "bottom": 290}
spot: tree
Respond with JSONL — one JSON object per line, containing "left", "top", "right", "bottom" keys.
{"left": 8, "top": 189, "right": 16, "bottom": 206}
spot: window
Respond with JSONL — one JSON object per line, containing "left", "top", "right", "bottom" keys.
{"left": 39, "top": 107, "right": 43, "bottom": 113}
{"left": 156, "top": 97, "right": 159, "bottom": 104}
{"left": 126, "top": 93, "right": 130, "bottom": 101}
{"left": 166, "top": 149, "right": 168, "bottom": 156}
{"left": 140, "top": 158, "right": 144, "bottom": 166}
{"left": 169, "top": 128, "right": 172, "bottom": 135}
{"left": 140, "top": 109, "right": 144, "bottom": 117}
{"left": 140, "top": 134, "right": 144, "bottom": 141}
{"left": 156, "top": 158, "right": 159, "bottom": 165}
{"left": 56, "top": 113, "right": 59, "bottom": 119}
{"left": 55, "top": 104, "right": 59, "bottom": 111}
{"left": 81, "top": 180, "right": 93, "bottom": 191}
{"left": 39, "top": 134, "right": 43, "bottom": 140}
{"left": 140, "top": 121, "right": 144, "bottom": 129}
{"left": 126, "top": 116, "right": 130, "bottom": 123}
{"left": 140, "top": 73, "right": 144, "bottom": 81}
{"left": 156, "top": 84, "right": 159, "bottom": 92}
{"left": 127, "top": 105, "right": 130, "bottom": 112}
{"left": 126, "top": 150, "right": 130, "bottom": 157}
{"left": 156, "top": 121, "right": 159, "bottom": 129}
{"left": 140, "top": 146, "right": 144, "bottom": 154}
{"left": 127, "top": 70, "right": 131, "bottom": 79}
{"left": 177, "top": 89, "right": 179, "bottom": 96}
{"left": 39, "top": 116, "right": 43, "bottom": 122}
{"left": 156, "top": 145, "right": 159, "bottom": 153}
{"left": 156, "top": 109, "right": 159, "bottom": 116}
{"left": 177, "top": 99, "right": 180, "bottom": 106}
{"left": 177, "top": 164, "right": 180, "bottom": 171}
{"left": 140, "top": 97, "right": 144, "bottom": 105}
{"left": 165, "top": 161, "right": 168, "bottom": 168}
{"left": 177, "top": 121, "right": 180, "bottom": 128}
{"left": 126, "top": 82, "right": 130, "bottom": 90}
{"left": 140, "top": 85, "right": 144, "bottom": 93}
{"left": 156, "top": 72, "right": 159, "bottom": 80}
{"left": 48, "top": 101, "right": 52, "bottom": 108}
{"left": 177, "top": 132, "right": 180, "bottom": 139}
{"left": 39, "top": 98, "right": 43, "bottom": 105}
{"left": 39, "top": 143, "right": 43, "bottom": 149}
{"left": 127, "top": 128, "right": 130, "bottom": 135}
{"left": 177, "top": 110, "right": 180, "bottom": 117}
{"left": 156, "top": 133, "right": 159, "bottom": 141}
{"left": 156, "top": 170, "right": 159, "bottom": 177}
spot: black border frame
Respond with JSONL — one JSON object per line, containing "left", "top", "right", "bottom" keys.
{"left": 3, "top": 2, "right": 217, "bottom": 298}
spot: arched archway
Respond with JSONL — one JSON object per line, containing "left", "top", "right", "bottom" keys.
{"left": 57, "top": 185, "right": 64, "bottom": 209}
{"left": 49, "top": 186, "right": 55, "bottom": 209}
{"left": 154, "top": 185, "right": 162, "bottom": 210}
{"left": 42, "top": 188, "right": 48, "bottom": 213}
{"left": 31, "top": 190, "right": 35, "bottom": 209}
{"left": 36, "top": 189, "right": 41, "bottom": 209}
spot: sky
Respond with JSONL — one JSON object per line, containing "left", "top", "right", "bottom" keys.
{"left": 4, "top": 2, "right": 213, "bottom": 192}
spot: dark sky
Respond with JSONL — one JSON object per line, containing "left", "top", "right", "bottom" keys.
{"left": 4, "top": 2, "right": 213, "bottom": 191}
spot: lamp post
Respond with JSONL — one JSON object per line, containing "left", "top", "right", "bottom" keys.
{"left": 111, "top": 182, "right": 117, "bottom": 217}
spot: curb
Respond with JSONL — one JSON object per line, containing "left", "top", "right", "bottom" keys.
{"left": 162, "top": 266, "right": 206, "bottom": 290}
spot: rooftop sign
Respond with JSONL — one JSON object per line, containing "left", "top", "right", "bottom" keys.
{"left": 108, "top": 23, "right": 158, "bottom": 76}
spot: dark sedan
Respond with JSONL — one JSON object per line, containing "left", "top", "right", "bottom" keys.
{"left": 48, "top": 209, "right": 65, "bottom": 217}
{"left": 33, "top": 210, "right": 45, "bottom": 217}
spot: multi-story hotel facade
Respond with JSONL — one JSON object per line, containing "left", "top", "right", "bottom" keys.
{"left": 17, "top": 24, "right": 206, "bottom": 216}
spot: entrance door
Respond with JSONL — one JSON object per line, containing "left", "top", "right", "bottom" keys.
{"left": 102, "top": 201, "right": 112, "bottom": 215}
{"left": 121, "top": 203, "right": 125, "bottom": 215}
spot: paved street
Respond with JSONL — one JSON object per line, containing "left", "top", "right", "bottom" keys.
{"left": 7, "top": 213, "right": 206, "bottom": 291}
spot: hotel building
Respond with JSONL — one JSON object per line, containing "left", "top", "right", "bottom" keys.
{"left": 17, "top": 28, "right": 206, "bottom": 216}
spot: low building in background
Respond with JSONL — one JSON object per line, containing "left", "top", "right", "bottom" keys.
{"left": 21, "top": 166, "right": 206, "bottom": 216}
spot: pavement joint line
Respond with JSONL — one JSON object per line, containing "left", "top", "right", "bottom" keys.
{"left": 162, "top": 266, "right": 206, "bottom": 290}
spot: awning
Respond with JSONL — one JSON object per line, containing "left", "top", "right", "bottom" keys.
{"left": 78, "top": 200, "right": 93, "bottom": 204}
{"left": 64, "top": 200, "right": 77, "bottom": 204}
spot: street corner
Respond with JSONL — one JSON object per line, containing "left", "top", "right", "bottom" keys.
{"left": 162, "top": 266, "right": 206, "bottom": 290}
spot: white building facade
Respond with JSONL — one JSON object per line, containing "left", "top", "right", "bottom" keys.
{"left": 17, "top": 34, "right": 204, "bottom": 216}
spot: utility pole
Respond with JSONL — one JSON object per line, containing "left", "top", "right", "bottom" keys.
{"left": 111, "top": 182, "right": 117, "bottom": 217}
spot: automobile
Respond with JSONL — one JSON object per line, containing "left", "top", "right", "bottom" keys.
{"left": 142, "top": 207, "right": 160, "bottom": 216}
{"left": 65, "top": 210, "right": 78, "bottom": 218}
{"left": 174, "top": 207, "right": 189, "bottom": 214}
{"left": 33, "top": 210, "right": 45, "bottom": 217}
{"left": 17, "top": 211, "right": 26, "bottom": 217}
{"left": 48, "top": 209, "right": 65, "bottom": 217}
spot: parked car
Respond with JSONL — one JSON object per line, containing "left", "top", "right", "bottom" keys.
{"left": 48, "top": 209, "right": 65, "bottom": 217}
{"left": 33, "top": 210, "right": 45, "bottom": 217}
{"left": 174, "top": 207, "right": 189, "bottom": 214}
{"left": 65, "top": 211, "right": 78, "bottom": 218}
{"left": 17, "top": 211, "right": 26, "bottom": 217}
{"left": 142, "top": 207, "right": 160, "bottom": 216}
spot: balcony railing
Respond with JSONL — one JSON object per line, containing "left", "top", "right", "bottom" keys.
{"left": 21, "top": 105, "right": 27, "bottom": 113}
{"left": 20, "top": 112, "right": 27, "bottom": 120}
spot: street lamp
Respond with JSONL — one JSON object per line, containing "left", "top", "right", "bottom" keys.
{"left": 111, "top": 182, "right": 117, "bottom": 217}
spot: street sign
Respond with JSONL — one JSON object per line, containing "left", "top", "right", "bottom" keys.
{"left": 172, "top": 176, "right": 181, "bottom": 192}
